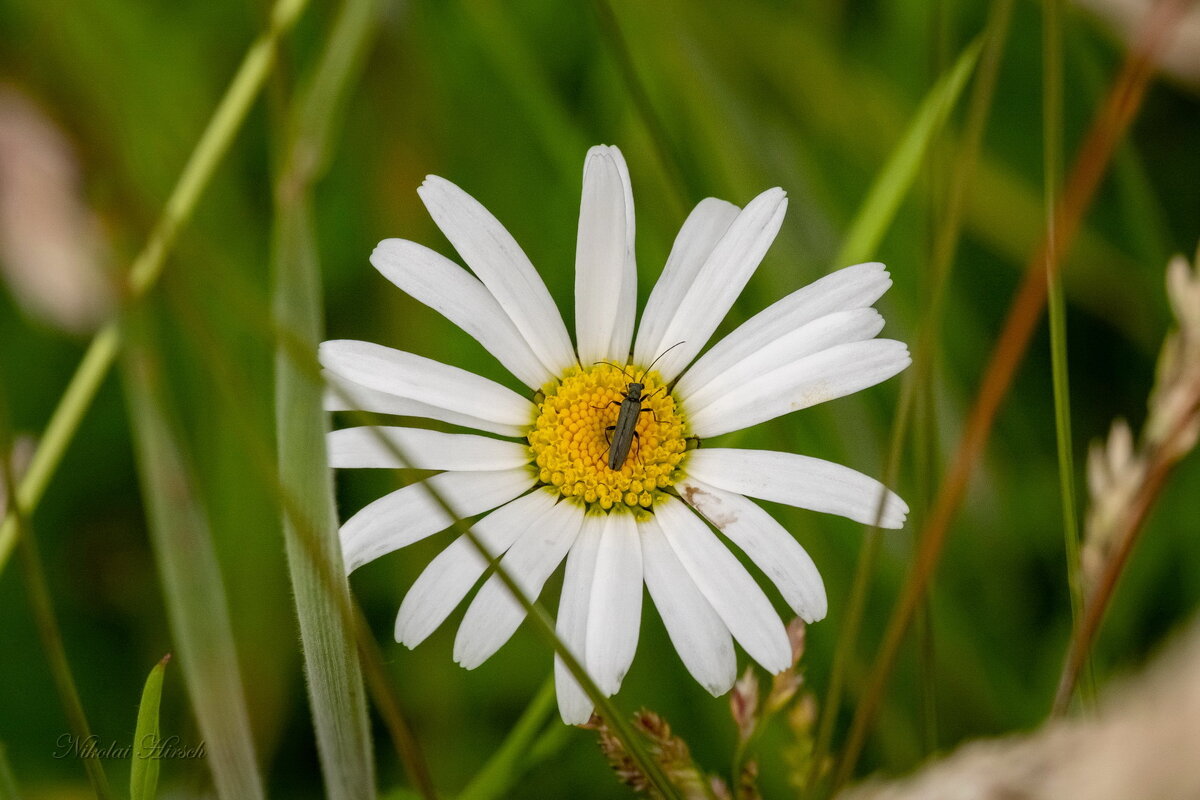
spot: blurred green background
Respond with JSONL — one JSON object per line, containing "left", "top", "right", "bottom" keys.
{"left": 1, "top": 0, "right": 1198, "bottom": 797}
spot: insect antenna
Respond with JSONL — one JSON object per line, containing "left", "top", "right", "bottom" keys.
{"left": 593, "top": 360, "right": 636, "bottom": 382}
{"left": 636, "top": 340, "right": 686, "bottom": 383}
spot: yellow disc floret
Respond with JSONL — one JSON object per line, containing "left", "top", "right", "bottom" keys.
{"left": 528, "top": 363, "right": 687, "bottom": 510}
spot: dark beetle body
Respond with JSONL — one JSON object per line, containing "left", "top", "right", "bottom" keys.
{"left": 607, "top": 381, "right": 647, "bottom": 470}
{"left": 598, "top": 342, "right": 684, "bottom": 471}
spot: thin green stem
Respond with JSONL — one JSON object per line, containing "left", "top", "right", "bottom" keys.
{"left": 458, "top": 678, "right": 558, "bottom": 800}
{"left": 0, "top": 0, "right": 311, "bottom": 577}
{"left": 1044, "top": 0, "right": 1093, "bottom": 709}
{"left": 809, "top": 6, "right": 1014, "bottom": 793}
{"left": 0, "top": 416, "right": 113, "bottom": 800}
{"left": 913, "top": 0, "right": 953, "bottom": 756}
{"left": 807, "top": 375, "right": 915, "bottom": 796}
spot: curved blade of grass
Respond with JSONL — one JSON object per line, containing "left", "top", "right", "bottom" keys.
{"left": 0, "top": 0, "right": 311, "bottom": 579}
{"left": 271, "top": 1, "right": 384, "bottom": 798}
{"left": 120, "top": 323, "right": 265, "bottom": 800}
{"left": 131, "top": 654, "right": 171, "bottom": 800}
{"left": 835, "top": 37, "right": 981, "bottom": 267}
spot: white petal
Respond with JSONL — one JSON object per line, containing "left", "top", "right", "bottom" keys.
{"left": 371, "top": 239, "right": 554, "bottom": 388}
{"left": 395, "top": 490, "right": 558, "bottom": 647}
{"left": 340, "top": 468, "right": 533, "bottom": 572}
{"left": 650, "top": 188, "right": 789, "bottom": 382}
{"left": 328, "top": 427, "right": 529, "bottom": 471}
{"left": 676, "top": 261, "right": 892, "bottom": 394}
{"left": 677, "top": 477, "right": 827, "bottom": 622}
{"left": 454, "top": 501, "right": 584, "bottom": 669}
{"left": 654, "top": 495, "right": 791, "bottom": 673}
{"left": 555, "top": 514, "right": 605, "bottom": 725}
{"left": 685, "top": 448, "right": 908, "bottom": 528}
{"left": 323, "top": 371, "right": 525, "bottom": 438}
{"left": 634, "top": 198, "right": 740, "bottom": 365}
{"left": 575, "top": 146, "right": 637, "bottom": 364}
{"left": 639, "top": 515, "right": 736, "bottom": 695}
{"left": 687, "top": 339, "right": 911, "bottom": 438}
{"left": 418, "top": 176, "right": 576, "bottom": 374}
{"left": 585, "top": 512, "right": 643, "bottom": 695}
{"left": 677, "top": 308, "right": 885, "bottom": 409}
{"left": 320, "top": 340, "right": 534, "bottom": 429}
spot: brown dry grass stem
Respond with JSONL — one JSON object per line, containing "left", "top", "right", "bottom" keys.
{"left": 830, "top": 0, "right": 1195, "bottom": 790}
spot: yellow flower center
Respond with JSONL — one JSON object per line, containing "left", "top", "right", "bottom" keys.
{"left": 528, "top": 363, "right": 688, "bottom": 510}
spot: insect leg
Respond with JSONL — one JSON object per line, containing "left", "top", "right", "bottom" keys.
{"left": 637, "top": 406, "right": 662, "bottom": 424}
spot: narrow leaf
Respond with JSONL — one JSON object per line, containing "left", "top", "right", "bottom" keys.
{"left": 131, "top": 654, "right": 171, "bottom": 800}
{"left": 270, "top": 1, "right": 386, "bottom": 798}
{"left": 836, "top": 39, "right": 983, "bottom": 267}
{"left": 120, "top": 329, "right": 265, "bottom": 800}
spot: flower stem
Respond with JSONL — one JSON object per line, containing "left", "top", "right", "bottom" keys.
{"left": 1043, "top": 0, "right": 1095, "bottom": 710}
{"left": 458, "top": 677, "right": 558, "bottom": 800}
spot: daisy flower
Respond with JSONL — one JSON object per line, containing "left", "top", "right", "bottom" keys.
{"left": 321, "top": 145, "right": 910, "bottom": 724}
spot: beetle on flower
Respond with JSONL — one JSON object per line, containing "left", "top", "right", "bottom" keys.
{"left": 321, "top": 145, "right": 910, "bottom": 724}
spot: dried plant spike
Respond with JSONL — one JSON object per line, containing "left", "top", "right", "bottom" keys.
{"left": 785, "top": 617, "right": 808, "bottom": 667}
{"left": 731, "top": 668, "right": 760, "bottom": 743}
{"left": 590, "top": 709, "right": 715, "bottom": 800}
{"left": 1166, "top": 253, "right": 1200, "bottom": 333}
{"left": 1058, "top": 243, "right": 1200, "bottom": 711}
{"left": 1082, "top": 419, "right": 1143, "bottom": 595}
{"left": 734, "top": 759, "right": 762, "bottom": 800}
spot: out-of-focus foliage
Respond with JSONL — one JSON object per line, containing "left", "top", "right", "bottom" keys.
{"left": 0, "top": 0, "right": 1197, "bottom": 796}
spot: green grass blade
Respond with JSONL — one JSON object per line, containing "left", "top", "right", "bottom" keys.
{"left": 271, "top": 2, "right": 385, "bottom": 799}
{"left": 457, "top": 678, "right": 557, "bottom": 800}
{"left": 1044, "top": 0, "right": 1093, "bottom": 708}
{"left": 131, "top": 654, "right": 171, "bottom": 800}
{"left": 120, "top": 327, "right": 265, "bottom": 800}
{"left": 273, "top": 212, "right": 380, "bottom": 799}
{"left": 0, "top": 0, "right": 311, "bottom": 579}
{"left": 835, "top": 37, "right": 982, "bottom": 267}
